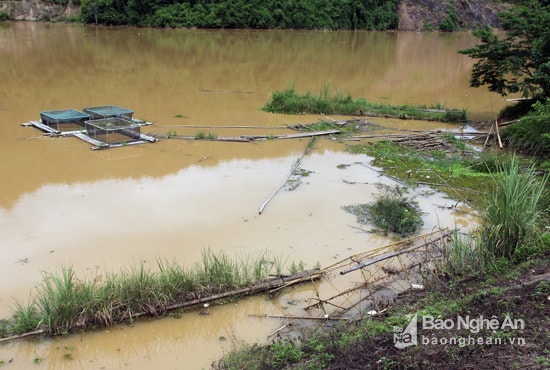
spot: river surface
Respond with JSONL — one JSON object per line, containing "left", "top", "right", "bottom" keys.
{"left": 0, "top": 22, "right": 507, "bottom": 369}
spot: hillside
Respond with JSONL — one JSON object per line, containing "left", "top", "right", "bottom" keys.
{"left": 1, "top": 0, "right": 509, "bottom": 30}
{"left": 398, "top": 0, "right": 509, "bottom": 31}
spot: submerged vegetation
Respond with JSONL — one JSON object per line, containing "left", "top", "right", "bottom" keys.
{"left": 263, "top": 85, "right": 466, "bottom": 122}
{"left": 1, "top": 249, "right": 306, "bottom": 337}
{"left": 348, "top": 139, "right": 498, "bottom": 208}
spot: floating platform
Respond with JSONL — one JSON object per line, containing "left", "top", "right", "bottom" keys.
{"left": 22, "top": 107, "right": 156, "bottom": 150}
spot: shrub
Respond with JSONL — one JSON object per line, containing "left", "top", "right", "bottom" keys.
{"left": 0, "top": 11, "right": 11, "bottom": 21}
{"left": 502, "top": 99, "right": 550, "bottom": 158}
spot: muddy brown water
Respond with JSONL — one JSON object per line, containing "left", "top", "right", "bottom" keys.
{"left": 1, "top": 22, "right": 506, "bottom": 369}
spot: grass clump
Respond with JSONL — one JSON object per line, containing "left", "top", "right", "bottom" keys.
{"left": 263, "top": 84, "right": 466, "bottom": 122}
{"left": 444, "top": 231, "right": 488, "bottom": 276}
{"left": 195, "top": 131, "right": 217, "bottom": 140}
{"left": 480, "top": 156, "right": 548, "bottom": 259}
{"left": 344, "top": 184, "right": 423, "bottom": 236}
{"left": 5, "top": 249, "right": 299, "bottom": 337}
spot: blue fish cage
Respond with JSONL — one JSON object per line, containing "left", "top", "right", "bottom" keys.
{"left": 83, "top": 106, "right": 134, "bottom": 120}
{"left": 40, "top": 109, "right": 90, "bottom": 131}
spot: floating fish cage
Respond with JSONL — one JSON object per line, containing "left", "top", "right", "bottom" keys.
{"left": 84, "top": 117, "right": 141, "bottom": 145}
{"left": 83, "top": 105, "right": 134, "bottom": 120}
{"left": 40, "top": 109, "right": 90, "bottom": 131}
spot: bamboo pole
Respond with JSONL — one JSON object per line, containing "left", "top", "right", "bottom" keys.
{"left": 0, "top": 329, "right": 46, "bottom": 343}
{"left": 249, "top": 314, "right": 350, "bottom": 321}
{"left": 258, "top": 138, "right": 317, "bottom": 215}
{"left": 163, "top": 268, "right": 321, "bottom": 312}
{"left": 268, "top": 324, "right": 288, "bottom": 337}
{"left": 339, "top": 229, "right": 452, "bottom": 275}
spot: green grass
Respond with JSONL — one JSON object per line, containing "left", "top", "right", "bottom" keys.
{"left": 348, "top": 140, "right": 496, "bottom": 207}
{"left": 6, "top": 249, "right": 301, "bottom": 336}
{"left": 263, "top": 84, "right": 466, "bottom": 123}
{"left": 195, "top": 131, "right": 217, "bottom": 140}
{"left": 444, "top": 230, "right": 488, "bottom": 276}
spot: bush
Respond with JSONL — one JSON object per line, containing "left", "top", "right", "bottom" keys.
{"left": 0, "top": 11, "right": 10, "bottom": 21}
{"left": 502, "top": 99, "right": 550, "bottom": 158}
{"left": 439, "top": 2, "right": 459, "bottom": 32}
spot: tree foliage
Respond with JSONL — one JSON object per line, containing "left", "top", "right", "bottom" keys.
{"left": 459, "top": 1, "right": 550, "bottom": 99}
{"left": 80, "top": 0, "right": 399, "bottom": 30}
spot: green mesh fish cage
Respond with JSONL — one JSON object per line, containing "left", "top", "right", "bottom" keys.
{"left": 40, "top": 109, "right": 90, "bottom": 131}
{"left": 84, "top": 118, "right": 141, "bottom": 145}
{"left": 83, "top": 106, "right": 134, "bottom": 120}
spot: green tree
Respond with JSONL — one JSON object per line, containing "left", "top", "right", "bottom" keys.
{"left": 459, "top": 1, "right": 550, "bottom": 99}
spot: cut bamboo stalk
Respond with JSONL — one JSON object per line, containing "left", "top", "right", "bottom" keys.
{"left": 268, "top": 324, "right": 287, "bottom": 337}
{"left": 494, "top": 118, "right": 504, "bottom": 148}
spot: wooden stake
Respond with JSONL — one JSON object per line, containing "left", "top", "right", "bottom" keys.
{"left": 483, "top": 124, "right": 494, "bottom": 149}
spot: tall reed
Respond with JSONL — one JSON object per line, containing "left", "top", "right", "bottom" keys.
{"left": 481, "top": 156, "right": 548, "bottom": 259}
